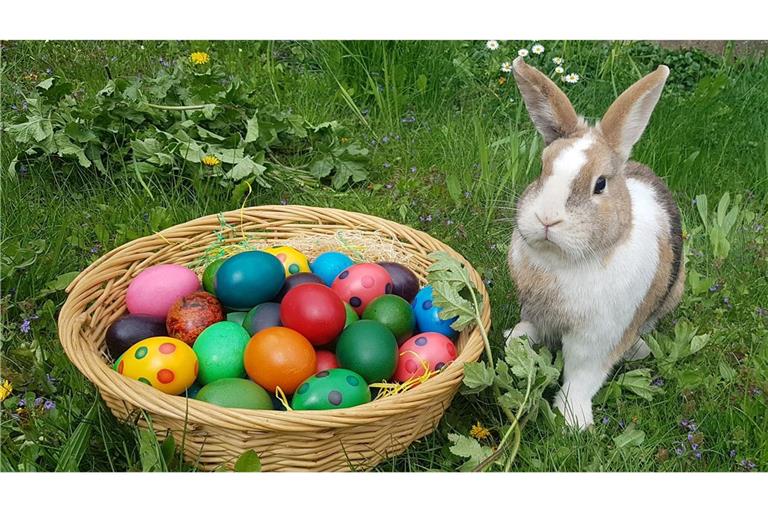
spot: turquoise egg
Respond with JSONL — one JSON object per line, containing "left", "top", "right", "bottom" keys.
{"left": 214, "top": 251, "right": 285, "bottom": 311}
{"left": 291, "top": 368, "right": 371, "bottom": 410}
{"left": 310, "top": 252, "right": 354, "bottom": 287}
{"left": 412, "top": 285, "right": 458, "bottom": 338}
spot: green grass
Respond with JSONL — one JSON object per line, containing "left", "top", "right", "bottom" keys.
{"left": 1, "top": 40, "right": 767, "bottom": 472}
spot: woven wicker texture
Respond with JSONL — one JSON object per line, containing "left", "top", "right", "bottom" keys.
{"left": 58, "top": 205, "right": 491, "bottom": 471}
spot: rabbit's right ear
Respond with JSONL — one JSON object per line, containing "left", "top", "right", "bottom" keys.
{"left": 512, "top": 57, "right": 584, "bottom": 145}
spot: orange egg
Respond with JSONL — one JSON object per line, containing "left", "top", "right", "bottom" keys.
{"left": 243, "top": 327, "right": 316, "bottom": 394}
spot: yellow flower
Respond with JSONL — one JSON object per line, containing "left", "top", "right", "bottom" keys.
{"left": 0, "top": 379, "right": 12, "bottom": 402}
{"left": 498, "top": 76, "right": 507, "bottom": 86}
{"left": 190, "top": 51, "right": 210, "bottom": 65}
{"left": 201, "top": 155, "right": 221, "bottom": 167}
{"left": 469, "top": 421, "right": 491, "bottom": 440}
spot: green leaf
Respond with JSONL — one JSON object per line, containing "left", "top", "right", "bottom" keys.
{"left": 309, "top": 156, "right": 334, "bottom": 178}
{"left": 234, "top": 449, "right": 262, "bottom": 472}
{"left": 416, "top": 74, "right": 428, "bottom": 93}
{"left": 137, "top": 427, "right": 166, "bottom": 472}
{"left": 160, "top": 436, "right": 176, "bottom": 468}
{"left": 498, "top": 389, "right": 526, "bottom": 410}
{"left": 37, "top": 77, "right": 55, "bottom": 90}
{"left": 695, "top": 194, "right": 708, "bottom": 229}
{"left": 447, "top": 433, "right": 493, "bottom": 471}
{"left": 613, "top": 368, "right": 662, "bottom": 401}
{"left": 613, "top": 427, "right": 646, "bottom": 448}
{"left": 504, "top": 336, "right": 535, "bottom": 379}
{"left": 331, "top": 158, "right": 368, "bottom": 188}
{"left": 244, "top": 114, "right": 260, "bottom": 144}
{"left": 716, "top": 191, "right": 730, "bottom": 227}
{"left": 431, "top": 282, "right": 473, "bottom": 330}
{"left": 462, "top": 361, "right": 495, "bottom": 394}
{"left": 719, "top": 361, "right": 737, "bottom": 381}
{"left": 226, "top": 156, "right": 267, "bottom": 182}
{"left": 689, "top": 334, "right": 710, "bottom": 354}
{"left": 38, "top": 271, "right": 80, "bottom": 297}
{"left": 55, "top": 402, "right": 98, "bottom": 472}
{"left": 6, "top": 115, "right": 54, "bottom": 144}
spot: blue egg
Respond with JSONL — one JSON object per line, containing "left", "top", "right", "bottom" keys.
{"left": 186, "top": 381, "right": 203, "bottom": 399}
{"left": 411, "top": 285, "right": 458, "bottom": 338}
{"left": 214, "top": 251, "right": 286, "bottom": 311}
{"left": 309, "top": 251, "right": 354, "bottom": 287}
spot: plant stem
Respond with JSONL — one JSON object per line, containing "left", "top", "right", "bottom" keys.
{"left": 144, "top": 103, "right": 213, "bottom": 111}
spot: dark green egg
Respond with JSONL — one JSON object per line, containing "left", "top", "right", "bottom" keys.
{"left": 362, "top": 294, "right": 415, "bottom": 344}
{"left": 335, "top": 320, "right": 398, "bottom": 383}
{"left": 202, "top": 258, "right": 226, "bottom": 295}
{"left": 292, "top": 368, "right": 371, "bottom": 410}
{"left": 195, "top": 378, "right": 274, "bottom": 410}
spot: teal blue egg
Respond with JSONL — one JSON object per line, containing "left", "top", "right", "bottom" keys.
{"left": 214, "top": 251, "right": 285, "bottom": 311}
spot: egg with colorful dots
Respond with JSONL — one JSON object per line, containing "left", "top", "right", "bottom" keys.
{"left": 126, "top": 264, "right": 200, "bottom": 318}
{"left": 214, "top": 251, "right": 285, "bottom": 310}
{"left": 165, "top": 291, "right": 225, "bottom": 346}
{"left": 113, "top": 336, "right": 198, "bottom": 395}
{"left": 394, "top": 332, "right": 458, "bottom": 382}
{"left": 331, "top": 263, "right": 393, "bottom": 315}
{"left": 412, "top": 285, "right": 458, "bottom": 338}
{"left": 292, "top": 369, "right": 371, "bottom": 411}
{"left": 310, "top": 251, "right": 354, "bottom": 286}
{"left": 263, "top": 246, "right": 310, "bottom": 277}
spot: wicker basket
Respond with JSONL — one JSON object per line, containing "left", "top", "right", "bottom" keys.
{"left": 58, "top": 205, "right": 490, "bottom": 471}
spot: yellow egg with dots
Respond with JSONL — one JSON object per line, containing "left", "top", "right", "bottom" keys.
{"left": 113, "top": 336, "right": 198, "bottom": 395}
{"left": 263, "top": 246, "right": 310, "bottom": 276}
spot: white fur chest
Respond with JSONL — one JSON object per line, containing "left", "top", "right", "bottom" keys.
{"left": 518, "top": 178, "right": 663, "bottom": 351}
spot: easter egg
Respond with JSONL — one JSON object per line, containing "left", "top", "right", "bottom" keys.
{"left": 193, "top": 321, "right": 250, "bottom": 384}
{"left": 196, "top": 378, "right": 273, "bottom": 410}
{"left": 105, "top": 314, "right": 168, "bottom": 360}
{"left": 412, "top": 285, "right": 458, "bottom": 338}
{"left": 113, "top": 336, "right": 198, "bottom": 395}
{"left": 263, "top": 246, "right": 310, "bottom": 277}
{"left": 226, "top": 310, "right": 247, "bottom": 324}
{"left": 276, "top": 272, "right": 325, "bottom": 301}
{"left": 344, "top": 303, "right": 359, "bottom": 328}
{"left": 315, "top": 350, "right": 339, "bottom": 372}
{"left": 394, "top": 332, "right": 458, "bottom": 382}
{"left": 165, "top": 291, "right": 225, "bottom": 346}
{"left": 126, "top": 264, "right": 200, "bottom": 318}
{"left": 377, "top": 262, "right": 420, "bottom": 303}
{"left": 331, "top": 263, "right": 393, "bottom": 315}
{"left": 242, "top": 302, "right": 282, "bottom": 336}
{"left": 243, "top": 327, "right": 316, "bottom": 394}
{"left": 292, "top": 369, "right": 371, "bottom": 411}
{"left": 362, "top": 294, "right": 415, "bottom": 344}
{"left": 185, "top": 381, "right": 203, "bottom": 399}
{"left": 214, "top": 251, "right": 285, "bottom": 310}
{"left": 202, "top": 258, "right": 226, "bottom": 295}
{"left": 335, "top": 320, "right": 398, "bottom": 383}
{"left": 280, "top": 284, "right": 346, "bottom": 345}
{"left": 310, "top": 252, "right": 354, "bottom": 286}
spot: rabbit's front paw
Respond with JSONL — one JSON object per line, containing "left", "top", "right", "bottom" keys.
{"left": 504, "top": 321, "right": 540, "bottom": 348}
{"left": 554, "top": 390, "right": 593, "bottom": 430}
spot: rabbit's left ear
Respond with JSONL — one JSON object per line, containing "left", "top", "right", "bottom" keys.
{"left": 598, "top": 65, "right": 669, "bottom": 161}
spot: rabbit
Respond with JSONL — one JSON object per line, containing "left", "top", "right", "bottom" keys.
{"left": 504, "top": 57, "right": 685, "bottom": 429}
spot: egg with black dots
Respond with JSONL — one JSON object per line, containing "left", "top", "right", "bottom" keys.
{"left": 291, "top": 368, "right": 371, "bottom": 410}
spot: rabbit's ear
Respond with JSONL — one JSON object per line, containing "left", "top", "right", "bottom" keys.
{"left": 512, "top": 57, "right": 583, "bottom": 145}
{"left": 598, "top": 65, "right": 669, "bottom": 161}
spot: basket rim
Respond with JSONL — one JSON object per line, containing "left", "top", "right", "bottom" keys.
{"left": 58, "top": 204, "right": 491, "bottom": 431}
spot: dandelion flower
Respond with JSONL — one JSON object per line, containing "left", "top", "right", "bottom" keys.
{"left": 532, "top": 44, "right": 545, "bottom": 55}
{"left": 201, "top": 155, "right": 221, "bottom": 166}
{"left": 470, "top": 421, "right": 491, "bottom": 440}
{"left": 518, "top": 48, "right": 529, "bottom": 58}
{"left": 486, "top": 40, "right": 499, "bottom": 51}
{"left": 498, "top": 76, "right": 507, "bottom": 85}
{"left": 190, "top": 51, "right": 210, "bottom": 65}
{"left": 500, "top": 61, "right": 512, "bottom": 73}
{"left": 555, "top": 66, "right": 564, "bottom": 74}
{"left": 552, "top": 56, "right": 564, "bottom": 65}
{"left": 0, "top": 380, "right": 12, "bottom": 402}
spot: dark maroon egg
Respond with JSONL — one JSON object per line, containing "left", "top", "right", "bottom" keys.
{"left": 276, "top": 272, "right": 325, "bottom": 301}
{"left": 377, "top": 262, "right": 420, "bottom": 303}
{"left": 105, "top": 314, "right": 167, "bottom": 360}
{"left": 166, "top": 291, "right": 225, "bottom": 346}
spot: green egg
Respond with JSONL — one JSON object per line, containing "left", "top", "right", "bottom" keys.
{"left": 344, "top": 302, "right": 359, "bottom": 328}
{"left": 362, "top": 294, "right": 415, "bottom": 344}
{"left": 292, "top": 369, "right": 371, "bottom": 410}
{"left": 202, "top": 258, "right": 226, "bottom": 295}
{"left": 196, "top": 378, "right": 273, "bottom": 410}
{"left": 335, "top": 320, "right": 398, "bottom": 383}
{"left": 193, "top": 321, "right": 250, "bottom": 385}
{"left": 226, "top": 310, "right": 247, "bottom": 324}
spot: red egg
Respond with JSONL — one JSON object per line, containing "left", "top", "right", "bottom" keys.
{"left": 165, "top": 291, "right": 225, "bottom": 346}
{"left": 315, "top": 350, "right": 339, "bottom": 372}
{"left": 280, "top": 283, "right": 346, "bottom": 345}
{"left": 331, "top": 263, "right": 393, "bottom": 315}
{"left": 394, "top": 332, "right": 458, "bottom": 382}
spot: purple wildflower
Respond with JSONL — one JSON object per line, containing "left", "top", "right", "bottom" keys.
{"left": 694, "top": 450, "right": 702, "bottom": 460}
{"left": 687, "top": 432, "right": 694, "bottom": 442}
{"left": 464, "top": 191, "right": 472, "bottom": 198}
{"left": 602, "top": 416, "right": 610, "bottom": 425}
{"left": 708, "top": 283, "right": 721, "bottom": 293}
{"left": 46, "top": 374, "right": 58, "bottom": 385}
{"left": 739, "top": 459, "right": 756, "bottom": 471}
{"left": 46, "top": 68, "right": 52, "bottom": 75}
{"left": 381, "top": 135, "right": 390, "bottom": 144}
{"left": 674, "top": 445, "right": 685, "bottom": 456}
{"left": 729, "top": 450, "right": 737, "bottom": 457}
{"left": 651, "top": 377, "right": 665, "bottom": 387}
{"left": 401, "top": 114, "right": 416, "bottom": 123}
{"left": 43, "top": 400, "right": 56, "bottom": 411}
{"left": 756, "top": 307, "right": 767, "bottom": 318}
{"left": 279, "top": 198, "right": 288, "bottom": 206}
{"left": 34, "top": 397, "right": 44, "bottom": 407}
{"left": 20, "top": 319, "right": 32, "bottom": 334}
{"left": 383, "top": 162, "right": 391, "bottom": 169}
{"left": 680, "top": 418, "right": 690, "bottom": 428}
{"left": 690, "top": 443, "right": 699, "bottom": 450}
{"left": 21, "top": 100, "right": 28, "bottom": 110}
{"left": 750, "top": 387, "right": 762, "bottom": 397}
{"left": 409, "top": 166, "right": 417, "bottom": 173}
{"left": 18, "top": 398, "right": 26, "bottom": 408}
{"left": 369, "top": 139, "right": 377, "bottom": 146}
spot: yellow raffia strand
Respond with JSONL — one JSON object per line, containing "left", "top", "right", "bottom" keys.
{"left": 0, "top": 379, "right": 12, "bottom": 402}
{"left": 239, "top": 180, "right": 253, "bottom": 241}
{"left": 274, "top": 386, "right": 293, "bottom": 411}
{"left": 370, "top": 352, "right": 447, "bottom": 400}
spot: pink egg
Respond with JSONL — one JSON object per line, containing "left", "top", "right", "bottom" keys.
{"left": 394, "top": 332, "right": 457, "bottom": 382}
{"left": 315, "top": 350, "right": 339, "bottom": 372}
{"left": 331, "top": 263, "right": 393, "bottom": 315}
{"left": 125, "top": 264, "right": 200, "bottom": 318}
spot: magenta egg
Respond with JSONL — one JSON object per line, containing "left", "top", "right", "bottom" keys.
{"left": 394, "top": 332, "right": 457, "bottom": 382}
{"left": 331, "top": 263, "right": 393, "bottom": 315}
{"left": 125, "top": 264, "right": 200, "bottom": 318}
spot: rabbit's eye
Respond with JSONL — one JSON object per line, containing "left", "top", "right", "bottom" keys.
{"left": 593, "top": 176, "right": 607, "bottom": 194}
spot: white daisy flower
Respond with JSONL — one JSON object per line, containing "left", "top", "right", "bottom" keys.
{"left": 238, "top": 48, "right": 243, "bottom": 53}
{"left": 562, "top": 73, "right": 581, "bottom": 84}
{"left": 532, "top": 44, "right": 545, "bottom": 55}
{"left": 500, "top": 61, "right": 512, "bottom": 73}
{"left": 518, "top": 48, "right": 529, "bottom": 58}
{"left": 555, "top": 66, "right": 564, "bottom": 74}
{"left": 140, "top": 45, "right": 145, "bottom": 50}
{"left": 486, "top": 40, "right": 499, "bottom": 51}
{"left": 552, "top": 57, "right": 564, "bottom": 65}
